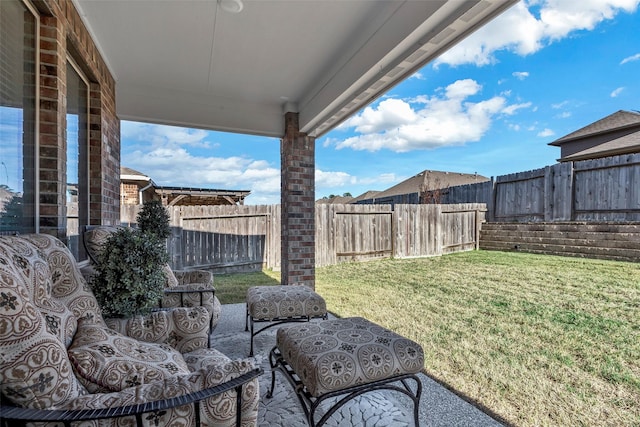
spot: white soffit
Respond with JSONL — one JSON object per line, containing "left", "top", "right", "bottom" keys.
{"left": 73, "top": 0, "right": 517, "bottom": 138}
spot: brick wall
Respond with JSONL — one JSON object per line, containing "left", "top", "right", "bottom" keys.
{"left": 280, "top": 113, "right": 316, "bottom": 288}
{"left": 121, "top": 183, "right": 140, "bottom": 205}
{"left": 36, "top": 0, "right": 120, "bottom": 239}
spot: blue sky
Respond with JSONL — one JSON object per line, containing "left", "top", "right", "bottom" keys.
{"left": 121, "top": 0, "right": 640, "bottom": 205}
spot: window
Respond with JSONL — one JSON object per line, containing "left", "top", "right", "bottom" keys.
{"left": 66, "top": 59, "right": 89, "bottom": 259}
{"left": 0, "top": 0, "right": 38, "bottom": 234}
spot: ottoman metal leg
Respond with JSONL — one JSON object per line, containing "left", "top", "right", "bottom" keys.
{"left": 245, "top": 286, "right": 328, "bottom": 356}
{"left": 267, "top": 346, "right": 423, "bottom": 427}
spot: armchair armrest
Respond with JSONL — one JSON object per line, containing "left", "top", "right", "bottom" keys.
{"left": 162, "top": 285, "right": 215, "bottom": 308}
{"left": 0, "top": 368, "right": 262, "bottom": 427}
{"left": 105, "top": 306, "right": 211, "bottom": 352}
{"left": 173, "top": 270, "right": 213, "bottom": 286}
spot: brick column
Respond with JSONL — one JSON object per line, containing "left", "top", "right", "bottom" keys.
{"left": 281, "top": 113, "right": 315, "bottom": 289}
{"left": 39, "top": 16, "right": 67, "bottom": 239}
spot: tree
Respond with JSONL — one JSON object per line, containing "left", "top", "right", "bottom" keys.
{"left": 136, "top": 200, "right": 171, "bottom": 240}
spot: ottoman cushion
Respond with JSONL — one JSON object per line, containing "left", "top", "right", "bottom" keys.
{"left": 247, "top": 285, "right": 326, "bottom": 321}
{"left": 276, "top": 317, "right": 424, "bottom": 397}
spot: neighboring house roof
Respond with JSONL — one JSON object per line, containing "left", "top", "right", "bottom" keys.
{"left": 120, "top": 167, "right": 250, "bottom": 206}
{"left": 154, "top": 186, "right": 250, "bottom": 206}
{"left": 549, "top": 110, "right": 640, "bottom": 161}
{"left": 120, "top": 167, "right": 153, "bottom": 183}
{"left": 549, "top": 110, "right": 640, "bottom": 145}
{"left": 316, "top": 196, "right": 354, "bottom": 204}
{"left": 559, "top": 132, "right": 640, "bottom": 162}
{"left": 350, "top": 191, "right": 381, "bottom": 204}
{"left": 373, "top": 170, "right": 490, "bottom": 200}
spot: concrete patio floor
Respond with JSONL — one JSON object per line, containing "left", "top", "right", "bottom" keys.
{"left": 212, "top": 303, "right": 505, "bottom": 427}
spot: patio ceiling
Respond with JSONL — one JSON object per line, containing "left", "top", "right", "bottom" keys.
{"left": 72, "top": 0, "right": 517, "bottom": 138}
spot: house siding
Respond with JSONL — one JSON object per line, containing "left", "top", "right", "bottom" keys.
{"left": 35, "top": 0, "right": 120, "bottom": 238}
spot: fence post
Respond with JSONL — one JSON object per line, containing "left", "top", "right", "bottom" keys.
{"left": 553, "top": 162, "right": 574, "bottom": 221}
{"left": 168, "top": 206, "right": 183, "bottom": 270}
{"left": 475, "top": 206, "right": 481, "bottom": 250}
{"left": 544, "top": 166, "right": 553, "bottom": 221}
{"left": 489, "top": 177, "right": 496, "bottom": 222}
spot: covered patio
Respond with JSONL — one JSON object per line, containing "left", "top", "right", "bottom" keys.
{"left": 72, "top": 0, "right": 517, "bottom": 289}
{"left": 213, "top": 302, "right": 503, "bottom": 426}
{"left": 1, "top": 0, "right": 518, "bottom": 425}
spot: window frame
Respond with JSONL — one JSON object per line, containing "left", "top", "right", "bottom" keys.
{"left": 0, "top": 0, "right": 40, "bottom": 234}
{"left": 65, "top": 55, "right": 91, "bottom": 259}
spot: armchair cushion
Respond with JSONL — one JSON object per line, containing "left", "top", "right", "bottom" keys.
{"left": 0, "top": 250, "right": 87, "bottom": 409}
{"left": 83, "top": 225, "right": 124, "bottom": 264}
{"left": 1, "top": 233, "right": 261, "bottom": 426}
{"left": 68, "top": 320, "right": 191, "bottom": 393}
{"left": 27, "top": 233, "right": 106, "bottom": 327}
{"left": 0, "top": 236, "right": 78, "bottom": 347}
{"left": 59, "top": 359, "right": 259, "bottom": 426}
{"left": 105, "top": 306, "right": 211, "bottom": 353}
{"left": 162, "top": 264, "right": 180, "bottom": 287}
{"left": 173, "top": 270, "right": 214, "bottom": 287}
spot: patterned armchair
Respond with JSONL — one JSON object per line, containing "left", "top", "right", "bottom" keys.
{"left": 83, "top": 226, "right": 222, "bottom": 332}
{"left": 0, "top": 234, "right": 260, "bottom": 426}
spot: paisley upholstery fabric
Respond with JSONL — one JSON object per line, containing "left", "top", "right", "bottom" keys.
{"left": 0, "top": 237, "right": 88, "bottom": 409}
{"left": 162, "top": 264, "right": 180, "bottom": 287}
{"left": 0, "top": 234, "right": 260, "bottom": 426}
{"left": 105, "top": 306, "right": 211, "bottom": 353}
{"left": 276, "top": 317, "right": 424, "bottom": 397}
{"left": 0, "top": 235, "right": 78, "bottom": 347}
{"left": 246, "top": 285, "right": 327, "bottom": 321}
{"left": 83, "top": 225, "right": 125, "bottom": 264}
{"left": 68, "top": 319, "right": 191, "bottom": 393}
{"left": 59, "top": 358, "right": 260, "bottom": 427}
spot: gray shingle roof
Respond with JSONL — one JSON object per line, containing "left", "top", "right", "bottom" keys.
{"left": 559, "top": 132, "right": 640, "bottom": 161}
{"left": 372, "top": 170, "right": 490, "bottom": 199}
{"left": 550, "top": 110, "right": 640, "bottom": 146}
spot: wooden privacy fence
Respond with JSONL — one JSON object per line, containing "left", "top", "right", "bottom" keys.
{"left": 438, "top": 153, "right": 640, "bottom": 222}
{"left": 122, "top": 203, "right": 486, "bottom": 272}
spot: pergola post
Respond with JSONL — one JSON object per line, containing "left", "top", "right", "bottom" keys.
{"left": 280, "top": 112, "right": 315, "bottom": 289}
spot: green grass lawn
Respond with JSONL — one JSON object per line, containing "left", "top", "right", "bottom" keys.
{"left": 213, "top": 250, "right": 640, "bottom": 427}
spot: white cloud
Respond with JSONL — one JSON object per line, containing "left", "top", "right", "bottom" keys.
{"left": 551, "top": 100, "right": 570, "bottom": 109}
{"left": 359, "top": 173, "right": 402, "bottom": 186}
{"left": 122, "top": 126, "right": 282, "bottom": 204}
{"left": 315, "top": 170, "right": 356, "bottom": 188}
{"left": 610, "top": 87, "right": 625, "bottom": 97}
{"left": 331, "top": 79, "right": 527, "bottom": 152}
{"left": 538, "top": 128, "right": 556, "bottom": 137}
{"left": 513, "top": 71, "right": 530, "bottom": 80}
{"left": 343, "top": 98, "right": 418, "bottom": 134}
{"left": 502, "top": 102, "right": 533, "bottom": 115}
{"left": 436, "top": 0, "right": 639, "bottom": 67}
{"left": 555, "top": 111, "right": 572, "bottom": 118}
{"left": 620, "top": 52, "right": 640, "bottom": 64}
{"left": 315, "top": 170, "right": 404, "bottom": 194}
{"left": 122, "top": 121, "right": 210, "bottom": 149}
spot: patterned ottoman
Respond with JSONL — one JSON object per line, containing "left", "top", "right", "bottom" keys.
{"left": 245, "top": 285, "right": 327, "bottom": 356}
{"left": 267, "top": 317, "right": 424, "bottom": 427}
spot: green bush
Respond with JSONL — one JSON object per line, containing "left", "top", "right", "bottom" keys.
{"left": 92, "top": 228, "right": 169, "bottom": 318}
{"left": 137, "top": 200, "right": 171, "bottom": 241}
